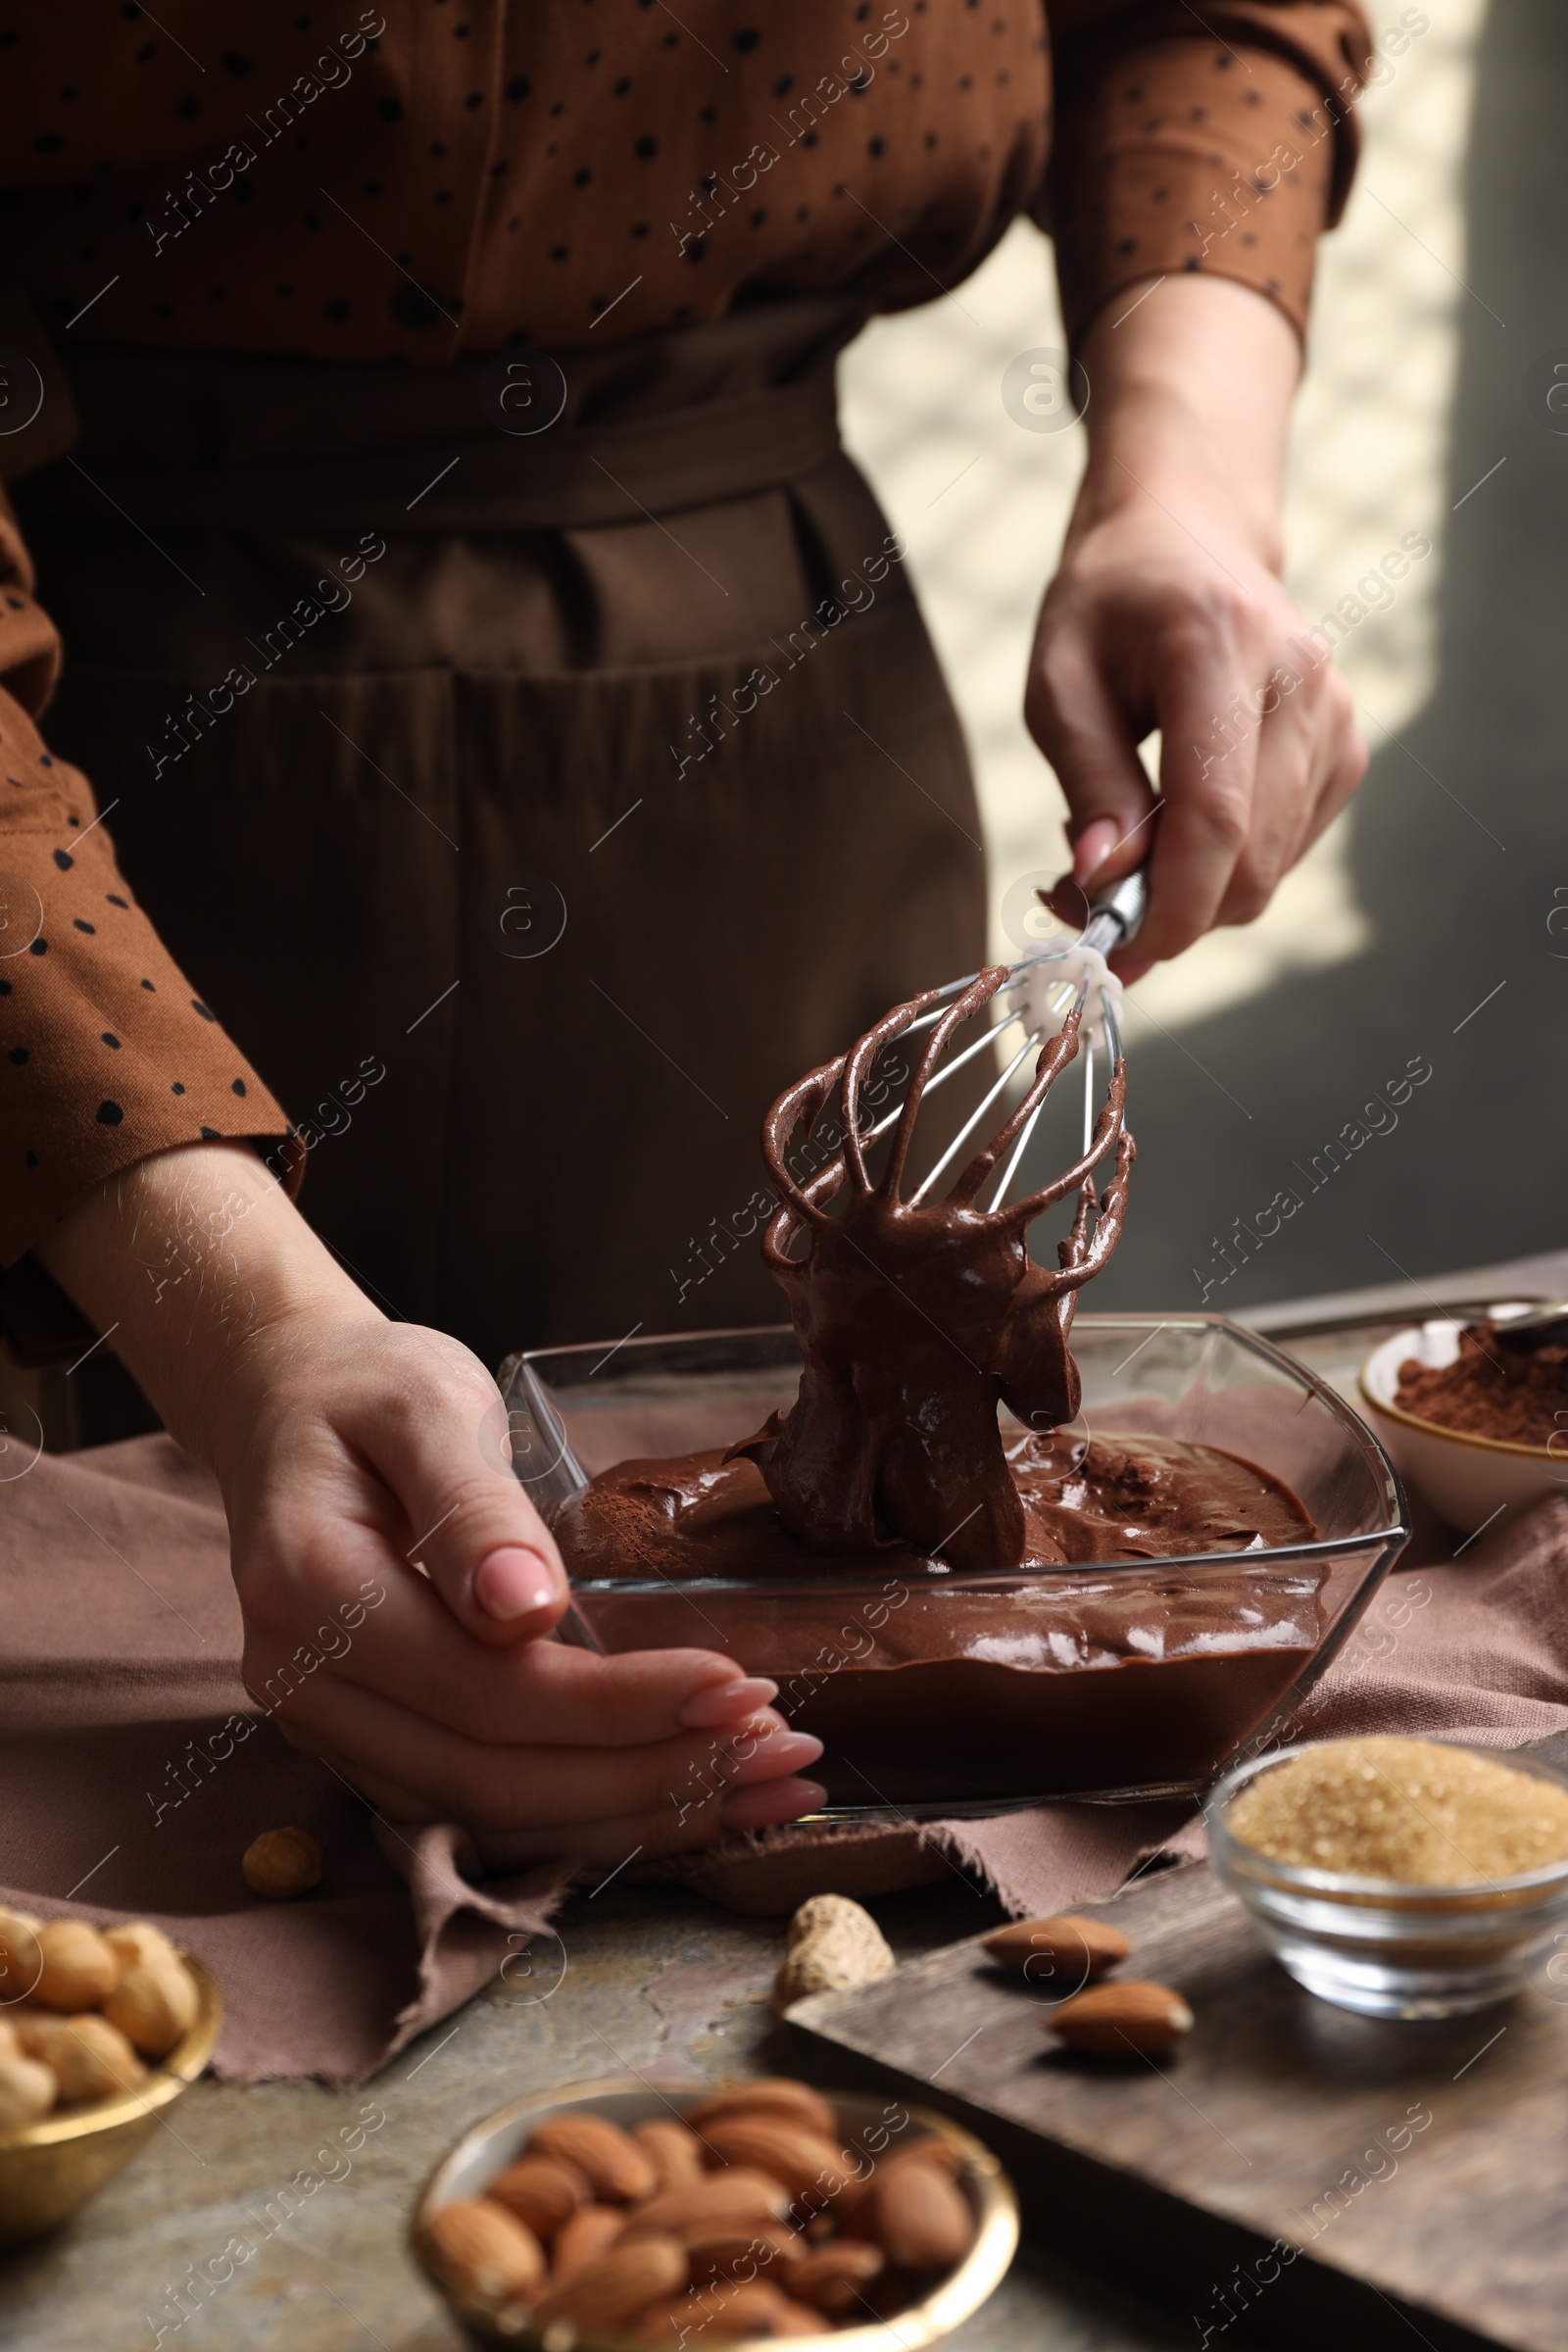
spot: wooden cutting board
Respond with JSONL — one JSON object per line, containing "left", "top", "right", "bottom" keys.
{"left": 783, "top": 1808, "right": 1568, "bottom": 2352}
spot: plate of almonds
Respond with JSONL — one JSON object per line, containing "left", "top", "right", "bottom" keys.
{"left": 412, "top": 2074, "right": 1018, "bottom": 2347}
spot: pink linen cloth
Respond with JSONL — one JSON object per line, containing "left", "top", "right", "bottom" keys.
{"left": 2, "top": 1433, "right": 1564, "bottom": 2081}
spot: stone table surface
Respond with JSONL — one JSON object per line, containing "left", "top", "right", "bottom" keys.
{"left": 2, "top": 1877, "right": 1211, "bottom": 2352}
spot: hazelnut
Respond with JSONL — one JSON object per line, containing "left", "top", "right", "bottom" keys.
{"left": 242, "top": 1827, "right": 322, "bottom": 1900}
{"left": 18, "top": 2012, "right": 144, "bottom": 2102}
{"left": 102, "top": 1956, "right": 198, "bottom": 2058}
{"left": 104, "top": 1921, "right": 182, "bottom": 1975}
{"left": 0, "top": 2053, "right": 57, "bottom": 2131}
{"left": 34, "top": 1921, "right": 122, "bottom": 2011}
{"left": 0, "top": 1909, "right": 42, "bottom": 2006}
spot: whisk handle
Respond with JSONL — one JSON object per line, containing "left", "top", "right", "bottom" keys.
{"left": 1082, "top": 864, "right": 1148, "bottom": 956}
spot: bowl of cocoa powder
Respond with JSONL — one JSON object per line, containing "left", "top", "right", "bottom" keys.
{"left": 1359, "top": 1311, "right": 1564, "bottom": 1534}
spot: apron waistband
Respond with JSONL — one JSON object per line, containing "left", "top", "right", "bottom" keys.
{"left": 25, "top": 374, "right": 842, "bottom": 531}
{"left": 17, "top": 300, "right": 864, "bottom": 532}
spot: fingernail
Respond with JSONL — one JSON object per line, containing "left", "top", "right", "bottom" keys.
{"left": 678, "top": 1675, "right": 778, "bottom": 1730}
{"left": 1072, "top": 816, "right": 1122, "bottom": 883}
{"left": 721, "top": 1729, "right": 825, "bottom": 1787}
{"left": 473, "top": 1545, "right": 562, "bottom": 1622}
{"left": 711, "top": 1708, "right": 785, "bottom": 1775}
{"left": 719, "top": 1779, "right": 827, "bottom": 1833}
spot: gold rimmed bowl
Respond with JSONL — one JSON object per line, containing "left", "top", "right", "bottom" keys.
{"left": 0, "top": 1955, "right": 222, "bottom": 2243}
{"left": 411, "top": 2075, "right": 1019, "bottom": 2348}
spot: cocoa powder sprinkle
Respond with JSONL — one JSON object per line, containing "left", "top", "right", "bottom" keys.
{"left": 1394, "top": 1320, "right": 1567, "bottom": 1448}
{"left": 1225, "top": 1738, "right": 1568, "bottom": 1883}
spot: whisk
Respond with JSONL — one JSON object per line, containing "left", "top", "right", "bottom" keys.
{"left": 736, "top": 870, "right": 1148, "bottom": 1571}
{"left": 846, "top": 865, "right": 1148, "bottom": 1210}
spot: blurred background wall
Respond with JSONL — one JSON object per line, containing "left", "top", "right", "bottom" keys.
{"left": 841, "top": 0, "right": 1562, "bottom": 1312}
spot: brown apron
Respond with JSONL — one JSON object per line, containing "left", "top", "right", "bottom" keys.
{"left": 16, "top": 301, "right": 987, "bottom": 1375}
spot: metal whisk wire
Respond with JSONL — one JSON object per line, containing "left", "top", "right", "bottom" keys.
{"left": 847, "top": 869, "right": 1144, "bottom": 1213}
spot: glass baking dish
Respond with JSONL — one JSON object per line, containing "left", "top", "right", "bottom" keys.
{"left": 497, "top": 1316, "right": 1408, "bottom": 1817}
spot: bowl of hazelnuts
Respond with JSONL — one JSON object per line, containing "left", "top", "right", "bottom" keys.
{"left": 0, "top": 1908, "right": 220, "bottom": 2242}
{"left": 413, "top": 2073, "right": 1018, "bottom": 2347}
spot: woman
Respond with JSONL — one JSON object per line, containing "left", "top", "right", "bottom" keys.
{"left": 0, "top": 2, "right": 1370, "bottom": 1862}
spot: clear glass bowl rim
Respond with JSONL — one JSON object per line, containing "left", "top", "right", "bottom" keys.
{"left": 1207, "top": 1739, "right": 1568, "bottom": 1903}
{"left": 514, "top": 1309, "right": 1410, "bottom": 1592}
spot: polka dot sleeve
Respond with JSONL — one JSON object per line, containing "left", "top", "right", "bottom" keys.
{"left": 0, "top": 489, "right": 301, "bottom": 1317}
{"left": 1044, "top": 0, "right": 1376, "bottom": 346}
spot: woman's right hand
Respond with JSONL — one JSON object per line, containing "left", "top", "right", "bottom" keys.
{"left": 39, "top": 1141, "right": 826, "bottom": 1862}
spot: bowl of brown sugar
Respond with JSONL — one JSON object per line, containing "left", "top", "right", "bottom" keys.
{"left": 1208, "top": 1737, "right": 1568, "bottom": 2018}
{"left": 1359, "top": 1313, "right": 1563, "bottom": 1534}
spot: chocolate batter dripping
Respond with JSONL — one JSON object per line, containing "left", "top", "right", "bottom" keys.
{"left": 727, "top": 968, "right": 1134, "bottom": 1574}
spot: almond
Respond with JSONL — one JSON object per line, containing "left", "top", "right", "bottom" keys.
{"left": 550, "top": 2202, "right": 626, "bottom": 2281}
{"left": 625, "top": 2299, "right": 695, "bottom": 2345}
{"left": 631, "top": 2278, "right": 788, "bottom": 2341}
{"left": 684, "top": 2078, "right": 840, "bottom": 2139}
{"left": 834, "top": 2134, "right": 957, "bottom": 2226}
{"left": 0, "top": 2053, "right": 57, "bottom": 2131}
{"left": 636, "top": 2114, "right": 706, "bottom": 2190}
{"left": 527, "top": 2230, "right": 686, "bottom": 2332}
{"left": 685, "top": 2219, "right": 804, "bottom": 2285}
{"left": 0, "top": 1910, "right": 42, "bottom": 2005}
{"left": 622, "top": 2167, "right": 790, "bottom": 2242}
{"left": 102, "top": 1956, "right": 198, "bottom": 2058}
{"left": 34, "top": 1922, "right": 121, "bottom": 2011}
{"left": 425, "top": 2198, "right": 545, "bottom": 2305}
{"left": 983, "top": 1912, "right": 1130, "bottom": 1986}
{"left": 869, "top": 2160, "right": 975, "bottom": 2273}
{"left": 486, "top": 2151, "right": 589, "bottom": 2238}
{"left": 529, "top": 2111, "right": 659, "bottom": 2202}
{"left": 787, "top": 2237, "right": 886, "bottom": 2315}
{"left": 1047, "top": 1978, "right": 1194, "bottom": 2056}
{"left": 701, "top": 2115, "right": 853, "bottom": 2202}
{"left": 772, "top": 2299, "right": 831, "bottom": 2337}
{"left": 16, "top": 2013, "right": 144, "bottom": 2103}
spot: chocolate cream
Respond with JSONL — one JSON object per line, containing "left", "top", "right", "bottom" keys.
{"left": 554, "top": 966, "right": 1321, "bottom": 1799}
{"left": 555, "top": 1436, "right": 1321, "bottom": 1800}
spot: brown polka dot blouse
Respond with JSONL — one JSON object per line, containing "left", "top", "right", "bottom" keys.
{"left": 0, "top": 0, "right": 1373, "bottom": 1285}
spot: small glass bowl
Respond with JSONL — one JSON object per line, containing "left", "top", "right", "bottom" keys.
{"left": 1208, "top": 1742, "right": 1568, "bottom": 2019}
